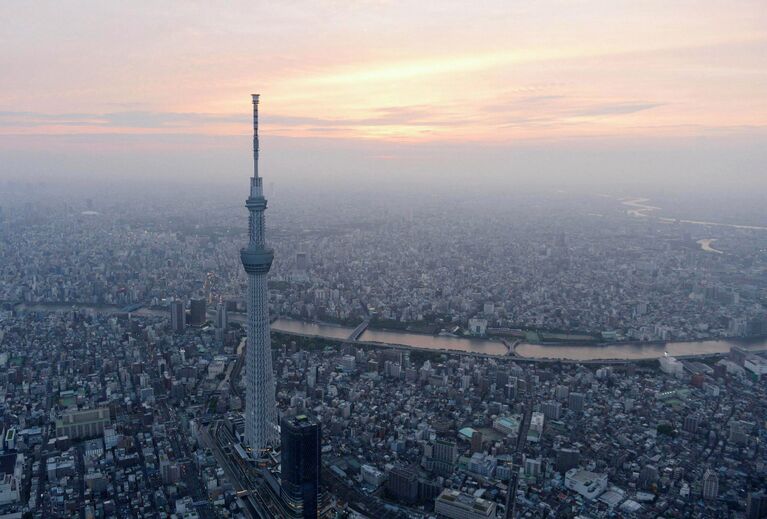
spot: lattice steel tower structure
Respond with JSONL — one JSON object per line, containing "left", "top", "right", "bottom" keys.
{"left": 241, "top": 94, "right": 277, "bottom": 449}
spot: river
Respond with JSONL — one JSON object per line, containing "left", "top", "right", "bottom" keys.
{"left": 359, "top": 328, "right": 508, "bottom": 356}
{"left": 620, "top": 196, "right": 767, "bottom": 232}
{"left": 14, "top": 304, "right": 767, "bottom": 361}
{"left": 270, "top": 318, "right": 767, "bottom": 361}
{"left": 270, "top": 318, "right": 509, "bottom": 355}
{"left": 697, "top": 238, "right": 723, "bottom": 254}
{"left": 271, "top": 318, "right": 355, "bottom": 340}
{"left": 515, "top": 338, "right": 767, "bottom": 361}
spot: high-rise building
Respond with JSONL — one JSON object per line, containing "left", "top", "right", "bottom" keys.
{"left": 281, "top": 415, "right": 321, "bottom": 519}
{"left": 746, "top": 492, "right": 767, "bottom": 519}
{"left": 170, "top": 300, "right": 185, "bottom": 333}
{"left": 241, "top": 94, "right": 278, "bottom": 449}
{"left": 639, "top": 465, "right": 659, "bottom": 490}
{"left": 386, "top": 465, "right": 418, "bottom": 504}
{"left": 189, "top": 299, "right": 207, "bottom": 326}
{"left": 542, "top": 401, "right": 562, "bottom": 420}
{"left": 471, "top": 430, "right": 483, "bottom": 453}
{"left": 215, "top": 303, "right": 228, "bottom": 330}
{"left": 568, "top": 392, "right": 585, "bottom": 412}
{"left": 524, "top": 457, "right": 542, "bottom": 478}
{"left": 703, "top": 469, "right": 719, "bottom": 500}
{"left": 433, "top": 438, "right": 457, "bottom": 476}
{"left": 683, "top": 414, "right": 701, "bottom": 434}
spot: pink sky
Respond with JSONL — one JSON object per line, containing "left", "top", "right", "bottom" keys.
{"left": 1, "top": 1, "right": 766, "bottom": 189}
{"left": 1, "top": 0, "right": 765, "bottom": 142}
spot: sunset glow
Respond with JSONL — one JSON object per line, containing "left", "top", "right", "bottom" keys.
{"left": 1, "top": 1, "right": 765, "bottom": 145}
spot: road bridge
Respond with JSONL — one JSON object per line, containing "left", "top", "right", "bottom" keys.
{"left": 348, "top": 316, "right": 371, "bottom": 341}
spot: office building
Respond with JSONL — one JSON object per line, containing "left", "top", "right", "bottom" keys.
{"left": 435, "top": 489, "right": 496, "bottom": 519}
{"left": 215, "top": 303, "right": 228, "bottom": 330}
{"left": 542, "top": 401, "right": 562, "bottom": 420}
{"left": 747, "top": 492, "right": 767, "bottom": 519}
{"left": 683, "top": 414, "right": 701, "bottom": 434}
{"left": 281, "top": 415, "right": 321, "bottom": 519}
{"left": 386, "top": 465, "right": 418, "bottom": 504}
{"left": 0, "top": 453, "right": 23, "bottom": 505}
{"left": 527, "top": 412, "right": 544, "bottom": 442}
{"left": 433, "top": 439, "right": 457, "bottom": 476}
{"left": 468, "top": 453, "right": 497, "bottom": 477}
{"left": 170, "top": 300, "right": 185, "bottom": 333}
{"left": 524, "top": 457, "right": 542, "bottom": 478}
{"left": 55, "top": 408, "right": 111, "bottom": 440}
{"left": 703, "top": 469, "right": 719, "bottom": 500}
{"left": 639, "top": 465, "right": 659, "bottom": 490}
{"left": 189, "top": 299, "right": 206, "bottom": 326}
{"left": 241, "top": 95, "right": 278, "bottom": 449}
{"left": 360, "top": 465, "right": 385, "bottom": 488}
{"left": 569, "top": 392, "right": 585, "bottom": 412}
{"left": 471, "top": 430, "right": 483, "bottom": 453}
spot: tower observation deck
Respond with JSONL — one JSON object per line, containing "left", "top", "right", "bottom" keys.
{"left": 241, "top": 94, "right": 277, "bottom": 449}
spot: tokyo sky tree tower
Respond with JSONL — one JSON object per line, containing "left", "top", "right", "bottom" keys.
{"left": 241, "top": 94, "right": 277, "bottom": 450}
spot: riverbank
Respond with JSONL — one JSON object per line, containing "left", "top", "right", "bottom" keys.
{"left": 9, "top": 303, "right": 767, "bottom": 362}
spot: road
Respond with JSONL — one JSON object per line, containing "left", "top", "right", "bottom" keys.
{"left": 199, "top": 421, "right": 274, "bottom": 519}
{"left": 504, "top": 372, "right": 534, "bottom": 519}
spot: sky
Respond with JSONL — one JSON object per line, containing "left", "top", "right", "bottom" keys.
{"left": 1, "top": 0, "right": 765, "bottom": 190}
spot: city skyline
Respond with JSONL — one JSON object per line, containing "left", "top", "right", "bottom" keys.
{"left": 1, "top": 3, "right": 766, "bottom": 518}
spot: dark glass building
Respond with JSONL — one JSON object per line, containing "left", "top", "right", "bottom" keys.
{"left": 189, "top": 298, "right": 207, "bottom": 326}
{"left": 281, "top": 415, "right": 321, "bottom": 519}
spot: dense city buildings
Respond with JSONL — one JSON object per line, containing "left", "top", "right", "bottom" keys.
{"left": 1, "top": 111, "right": 767, "bottom": 518}
{"left": 2, "top": 0, "right": 766, "bottom": 517}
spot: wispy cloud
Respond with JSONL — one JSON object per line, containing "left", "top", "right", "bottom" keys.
{"left": 0, "top": 105, "right": 472, "bottom": 133}
{"left": 572, "top": 102, "right": 663, "bottom": 117}
{"left": 0, "top": 111, "right": 245, "bottom": 129}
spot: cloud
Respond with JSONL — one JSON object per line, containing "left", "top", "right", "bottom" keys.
{"left": 572, "top": 102, "right": 663, "bottom": 117}
{"left": 265, "top": 105, "right": 468, "bottom": 128}
{"left": 0, "top": 105, "right": 470, "bottom": 132}
{"left": 0, "top": 111, "right": 245, "bottom": 129}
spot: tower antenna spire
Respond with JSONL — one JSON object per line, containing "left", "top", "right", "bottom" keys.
{"left": 252, "top": 93, "right": 260, "bottom": 180}
{"left": 241, "top": 94, "right": 277, "bottom": 449}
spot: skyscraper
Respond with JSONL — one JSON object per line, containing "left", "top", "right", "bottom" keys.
{"left": 170, "top": 300, "right": 185, "bottom": 333}
{"left": 703, "top": 469, "right": 719, "bottom": 500}
{"left": 746, "top": 492, "right": 767, "bottom": 519}
{"left": 281, "top": 415, "right": 321, "bottom": 518}
{"left": 433, "top": 438, "right": 457, "bottom": 476}
{"left": 189, "top": 298, "right": 207, "bottom": 326}
{"left": 215, "top": 303, "right": 228, "bottom": 330}
{"left": 241, "top": 94, "right": 278, "bottom": 450}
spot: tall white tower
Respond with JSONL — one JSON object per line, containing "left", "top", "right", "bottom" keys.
{"left": 241, "top": 94, "right": 277, "bottom": 449}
